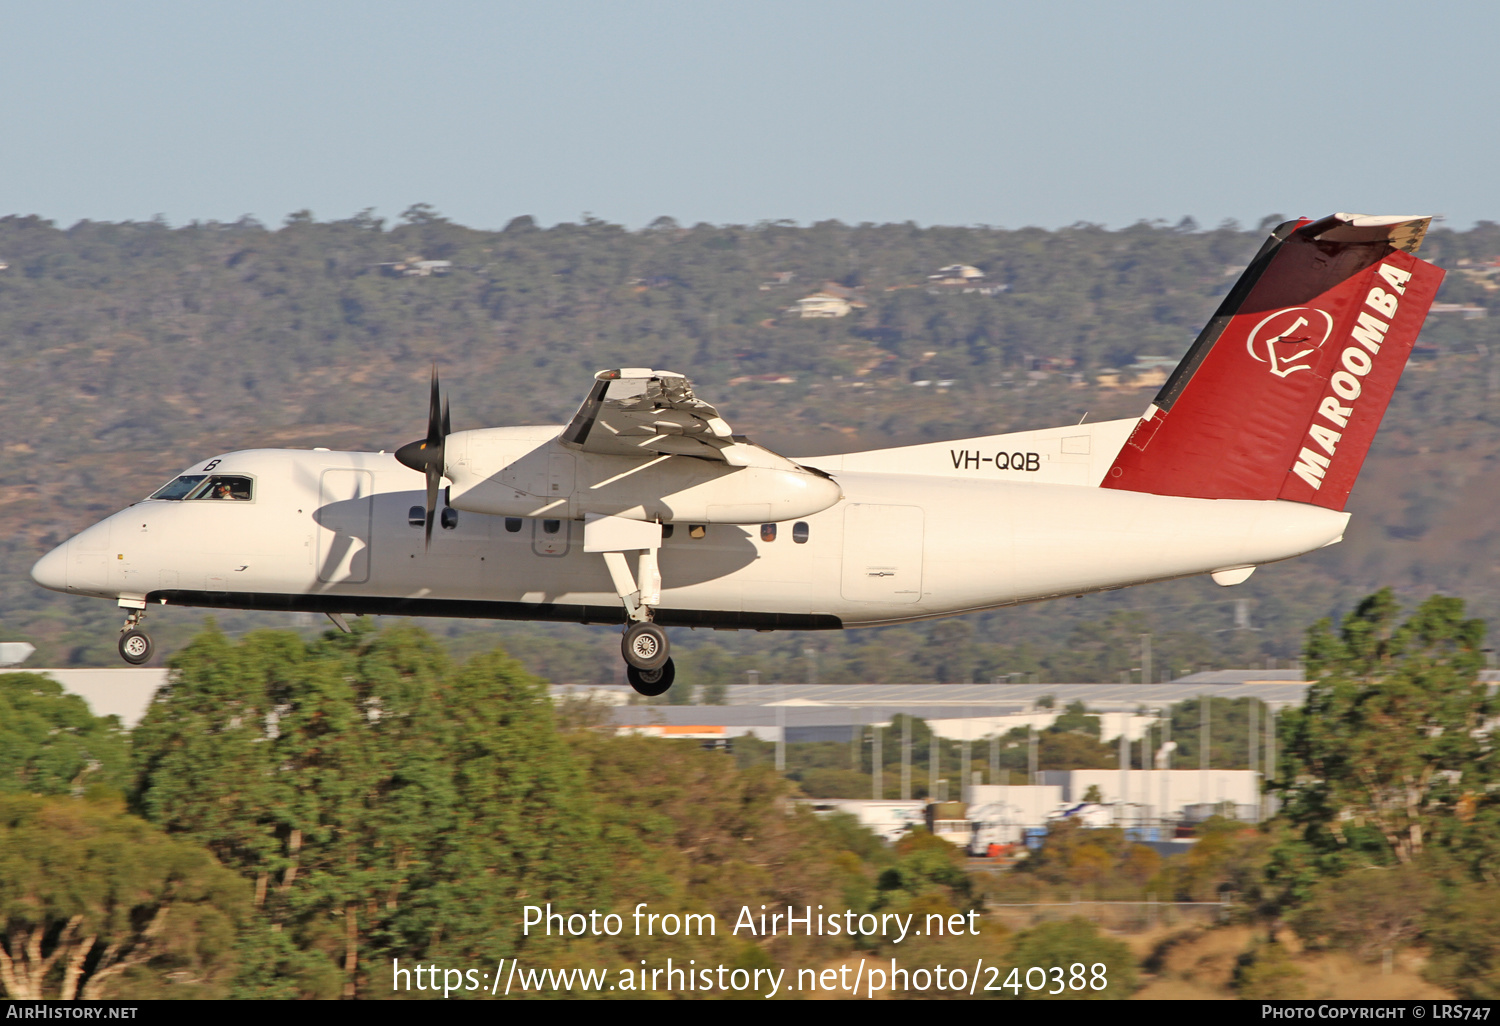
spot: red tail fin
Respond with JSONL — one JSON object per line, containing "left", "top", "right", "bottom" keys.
{"left": 1102, "top": 213, "right": 1444, "bottom": 511}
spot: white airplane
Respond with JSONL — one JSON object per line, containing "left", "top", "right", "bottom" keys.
{"left": 31, "top": 213, "right": 1444, "bottom": 695}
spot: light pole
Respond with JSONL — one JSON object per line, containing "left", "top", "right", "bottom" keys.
{"left": 901, "top": 714, "right": 912, "bottom": 801}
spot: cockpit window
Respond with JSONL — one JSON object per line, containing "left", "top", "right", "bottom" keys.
{"left": 150, "top": 475, "right": 207, "bottom": 500}
{"left": 190, "top": 475, "right": 254, "bottom": 501}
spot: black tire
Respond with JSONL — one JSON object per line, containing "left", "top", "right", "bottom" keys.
{"left": 621, "top": 622, "right": 669, "bottom": 671}
{"left": 627, "top": 658, "right": 675, "bottom": 697}
{"left": 119, "top": 629, "right": 152, "bottom": 665}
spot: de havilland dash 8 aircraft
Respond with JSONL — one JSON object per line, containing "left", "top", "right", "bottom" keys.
{"left": 31, "top": 213, "right": 1444, "bottom": 695}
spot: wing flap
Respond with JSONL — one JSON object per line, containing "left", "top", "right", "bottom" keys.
{"left": 562, "top": 369, "right": 735, "bottom": 461}
{"left": 560, "top": 367, "right": 829, "bottom": 478}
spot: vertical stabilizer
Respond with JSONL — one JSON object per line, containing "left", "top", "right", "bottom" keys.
{"left": 1102, "top": 213, "right": 1444, "bottom": 510}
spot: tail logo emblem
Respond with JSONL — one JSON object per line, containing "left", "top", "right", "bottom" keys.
{"left": 1245, "top": 307, "right": 1334, "bottom": 377}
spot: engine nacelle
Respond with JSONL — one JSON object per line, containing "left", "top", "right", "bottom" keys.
{"left": 444, "top": 427, "right": 842, "bottom": 523}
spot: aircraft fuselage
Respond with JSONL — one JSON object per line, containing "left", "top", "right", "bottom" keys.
{"left": 32, "top": 422, "right": 1348, "bottom": 631}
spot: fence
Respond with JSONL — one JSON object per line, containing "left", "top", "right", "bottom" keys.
{"left": 983, "top": 900, "right": 1231, "bottom": 933}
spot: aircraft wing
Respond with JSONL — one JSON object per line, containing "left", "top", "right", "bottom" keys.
{"left": 560, "top": 368, "right": 808, "bottom": 470}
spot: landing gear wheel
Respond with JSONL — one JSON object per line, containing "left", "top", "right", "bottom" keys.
{"left": 627, "top": 658, "right": 675, "bottom": 697}
{"left": 621, "top": 622, "right": 669, "bottom": 671}
{"left": 119, "top": 629, "right": 152, "bottom": 665}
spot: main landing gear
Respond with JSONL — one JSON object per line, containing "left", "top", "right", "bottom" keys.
{"left": 622, "top": 622, "right": 674, "bottom": 697}
{"left": 589, "top": 515, "right": 676, "bottom": 697}
{"left": 118, "top": 608, "right": 153, "bottom": 665}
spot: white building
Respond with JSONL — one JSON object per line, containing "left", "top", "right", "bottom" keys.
{"left": 927, "top": 708, "right": 1156, "bottom": 742}
{"left": 966, "top": 784, "right": 1067, "bottom": 848}
{"left": 791, "top": 292, "right": 854, "bottom": 318}
{"left": 29, "top": 668, "right": 169, "bottom": 727}
{"left": 803, "top": 799, "right": 928, "bottom": 844}
{"left": 1040, "top": 768, "right": 1261, "bottom": 825}
{"left": 928, "top": 264, "right": 984, "bottom": 284}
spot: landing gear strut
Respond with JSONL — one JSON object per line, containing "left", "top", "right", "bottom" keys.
{"left": 587, "top": 515, "right": 676, "bottom": 697}
{"left": 118, "top": 609, "right": 152, "bottom": 665}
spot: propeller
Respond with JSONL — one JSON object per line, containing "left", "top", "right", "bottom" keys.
{"left": 395, "top": 366, "right": 450, "bottom": 549}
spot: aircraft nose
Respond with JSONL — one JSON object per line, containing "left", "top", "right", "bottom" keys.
{"left": 31, "top": 540, "right": 69, "bottom": 592}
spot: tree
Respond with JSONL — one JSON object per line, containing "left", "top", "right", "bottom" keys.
{"left": 1424, "top": 882, "right": 1500, "bottom": 998}
{"left": 0, "top": 672, "right": 130, "bottom": 796}
{"left": 1273, "top": 591, "right": 1496, "bottom": 882}
{"left": 1289, "top": 865, "right": 1434, "bottom": 962}
{"left": 1049, "top": 700, "right": 1100, "bottom": 738}
{"left": 1232, "top": 939, "right": 1305, "bottom": 999}
{"left": 1038, "top": 731, "right": 1114, "bottom": 770}
{"left": 0, "top": 794, "right": 245, "bottom": 999}
{"left": 131, "top": 623, "right": 600, "bottom": 997}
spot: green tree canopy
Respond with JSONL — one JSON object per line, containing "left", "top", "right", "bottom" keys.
{"left": 131, "top": 622, "right": 598, "bottom": 997}
{"left": 0, "top": 672, "right": 130, "bottom": 796}
{"left": 0, "top": 793, "right": 246, "bottom": 999}
{"left": 1271, "top": 590, "right": 1497, "bottom": 899}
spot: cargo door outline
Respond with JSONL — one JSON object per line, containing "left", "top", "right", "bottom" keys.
{"left": 840, "top": 503, "right": 923, "bottom": 603}
{"left": 549, "top": 452, "right": 575, "bottom": 497}
{"left": 317, "top": 469, "right": 373, "bottom": 583}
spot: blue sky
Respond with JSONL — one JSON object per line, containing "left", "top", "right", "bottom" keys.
{"left": 1, "top": 1, "right": 1494, "bottom": 230}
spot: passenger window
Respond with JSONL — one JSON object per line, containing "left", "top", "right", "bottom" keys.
{"left": 792, "top": 522, "right": 809, "bottom": 544}
{"left": 440, "top": 508, "right": 459, "bottom": 530}
{"left": 662, "top": 524, "right": 674, "bottom": 539}
{"left": 408, "top": 505, "right": 425, "bottom": 528}
{"left": 189, "top": 475, "right": 254, "bottom": 501}
{"left": 149, "top": 475, "right": 206, "bottom": 500}
{"left": 543, "top": 519, "right": 561, "bottom": 535}
{"left": 505, "top": 517, "right": 523, "bottom": 533}
{"left": 760, "top": 524, "right": 777, "bottom": 542}
{"left": 689, "top": 525, "right": 706, "bottom": 539}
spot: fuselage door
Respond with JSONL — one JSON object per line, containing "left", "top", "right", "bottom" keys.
{"left": 317, "top": 469, "right": 374, "bottom": 583}
{"left": 840, "top": 503, "right": 924, "bottom": 603}
{"left": 532, "top": 517, "right": 571, "bottom": 556}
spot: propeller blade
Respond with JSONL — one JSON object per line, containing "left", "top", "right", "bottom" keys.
{"left": 425, "top": 465, "right": 439, "bottom": 550}
{"left": 397, "top": 363, "right": 451, "bottom": 551}
{"left": 427, "top": 365, "right": 443, "bottom": 446}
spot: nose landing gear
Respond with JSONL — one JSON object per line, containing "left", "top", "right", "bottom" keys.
{"left": 118, "top": 609, "right": 153, "bottom": 665}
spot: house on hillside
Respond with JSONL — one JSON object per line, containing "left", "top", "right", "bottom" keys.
{"left": 791, "top": 292, "right": 853, "bottom": 318}
{"left": 378, "top": 258, "right": 452, "bottom": 277}
{"left": 928, "top": 264, "right": 984, "bottom": 285}
{"left": 789, "top": 283, "right": 867, "bottom": 318}
{"left": 1454, "top": 258, "right": 1500, "bottom": 291}
{"left": 1124, "top": 355, "right": 1179, "bottom": 389}
{"left": 924, "top": 263, "right": 1007, "bottom": 296}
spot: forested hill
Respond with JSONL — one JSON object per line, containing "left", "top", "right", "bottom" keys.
{"left": 2, "top": 209, "right": 1498, "bottom": 673}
